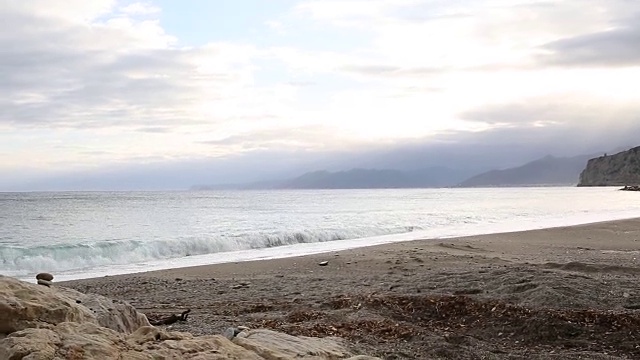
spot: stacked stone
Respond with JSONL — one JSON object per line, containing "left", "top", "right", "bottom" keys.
{"left": 36, "top": 272, "right": 54, "bottom": 287}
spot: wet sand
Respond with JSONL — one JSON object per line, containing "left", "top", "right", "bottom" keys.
{"left": 64, "top": 218, "right": 640, "bottom": 359}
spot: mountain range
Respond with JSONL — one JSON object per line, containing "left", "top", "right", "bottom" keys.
{"left": 192, "top": 152, "right": 600, "bottom": 190}
{"left": 457, "top": 154, "right": 594, "bottom": 187}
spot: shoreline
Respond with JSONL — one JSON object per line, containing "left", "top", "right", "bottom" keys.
{"left": 63, "top": 218, "right": 640, "bottom": 359}
{"left": 76, "top": 216, "right": 640, "bottom": 281}
{"left": 43, "top": 211, "right": 640, "bottom": 282}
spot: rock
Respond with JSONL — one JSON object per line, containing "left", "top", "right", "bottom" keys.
{"left": 223, "top": 327, "right": 240, "bottom": 340}
{"left": 233, "top": 329, "right": 380, "bottom": 359}
{"left": 0, "top": 276, "right": 381, "bottom": 359}
{"left": 579, "top": 146, "right": 640, "bottom": 186}
{"left": 56, "top": 285, "right": 150, "bottom": 334}
{"left": 0, "top": 275, "right": 149, "bottom": 335}
{"left": 36, "top": 272, "right": 54, "bottom": 281}
{"left": 37, "top": 278, "right": 53, "bottom": 287}
{"left": 231, "top": 282, "right": 251, "bottom": 289}
{"left": 319, "top": 261, "right": 329, "bottom": 266}
{"left": 0, "top": 275, "right": 97, "bottom": 335}
{"left": 0, "top": 323, "right": 265, "bottom": 360}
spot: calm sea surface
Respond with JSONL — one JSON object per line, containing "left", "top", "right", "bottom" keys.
{"left": 1, "top": 187, "right": 639, "bottom": 281}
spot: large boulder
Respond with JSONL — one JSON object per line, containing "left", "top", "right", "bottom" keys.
{"left": 233, "top": 329, "right": 361, "bottom": 359}
{"left": 0, "top": 323, "right": 264, "bottom": 360}
{"left": 0, "top": 275, "right": 97, "bottom": 334}
{"left": 0, "top": 276, "right": 380, "bottom": 359}
{"left": 57, "top": 286, "right": 150, "bottom": 333}
{"left": 0, "top": 275, "right": 149, "bottom": 335}
{"left": 1, "top": 323, "right": 379, "bottom": 360}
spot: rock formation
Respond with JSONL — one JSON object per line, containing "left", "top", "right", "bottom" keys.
{"left": 0, "top": 275, "right": 379, "bottom": 359}
{"left": 578, "top": 146, "right": 640, "bottom": 186}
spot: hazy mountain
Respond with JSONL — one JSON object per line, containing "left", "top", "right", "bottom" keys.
{"left": 280, "top": 167, "right": 474, "bottom": 189}
{"left": 457, "top": 154, "right": 594, "bottom": 187}
{"left": 579, "top": 146, "right": 640, "bottom": 186}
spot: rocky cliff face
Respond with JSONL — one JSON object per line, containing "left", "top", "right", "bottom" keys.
{"left": 578, "top": 146, "right": 640, "bottom": 186}
{"left": 0, "top": 276, "right": 379, "bottom": 360}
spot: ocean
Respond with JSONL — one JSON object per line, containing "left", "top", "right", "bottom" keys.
{"left": 1, "top": 187, "right": 639, "bottom": 281}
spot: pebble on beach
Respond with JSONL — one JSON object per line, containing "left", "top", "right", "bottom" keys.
{"left": 36, "top": 272, "right": 54, "bottom": 281}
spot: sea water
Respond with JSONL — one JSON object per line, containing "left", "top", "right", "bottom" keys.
{"left": 1, "top": 187, "right": 639, "bottom": 281}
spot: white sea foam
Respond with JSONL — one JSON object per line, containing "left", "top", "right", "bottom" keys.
{"left": 1, "top": 226, "right": 416, "bottom": 278}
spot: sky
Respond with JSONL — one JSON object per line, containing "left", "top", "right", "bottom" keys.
{"left": 2, "top": 0, "right": 640, "bottom": 190}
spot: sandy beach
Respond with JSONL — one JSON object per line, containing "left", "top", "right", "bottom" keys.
{"left": 63, "top": 218, "right": 640, "bottom": 359}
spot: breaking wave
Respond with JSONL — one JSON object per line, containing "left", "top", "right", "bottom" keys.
{"left": 0, "top": 226, "right": 419, "bottom": 277}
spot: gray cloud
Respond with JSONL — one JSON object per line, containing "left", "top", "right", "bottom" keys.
{"left": 461, "top": 98, "right": 640, "bottom": 128}
{"left": 458, "top": 98, "right": 640, "bottom": 161}
{"left": 135, "top": 127, "right": 173, "bottom": 133}
{"left": 0, "top": 7, "right": 239, "bottom": 130}
{"left": 540, "top": 13, "right": 640, "bottom": 66}
{"left": 199, "top": 125, "right": 342, "bottom": 149}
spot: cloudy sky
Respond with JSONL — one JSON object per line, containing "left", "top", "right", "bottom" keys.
{"left": 2, "top": 0, "right": 640, "bottom": 190}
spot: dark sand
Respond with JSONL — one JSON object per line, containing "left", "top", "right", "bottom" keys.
{"left": 64, "top": 218, "right": 640, "bottom": 359}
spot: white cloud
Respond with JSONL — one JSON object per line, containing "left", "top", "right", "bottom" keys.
{"left": 119, "top": 2, "right": 161, "bottom": 16}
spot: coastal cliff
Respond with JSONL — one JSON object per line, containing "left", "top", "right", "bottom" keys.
{"left": 578, "top": 146, "right": 640, "bottom": 186}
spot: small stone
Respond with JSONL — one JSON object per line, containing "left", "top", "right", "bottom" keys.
{"left": 37, "top": 279, "right": 53, "bottom": 287}
{"left": 237, "top": 325, "right": 250, "bottom": 331}
{"left": 318, "top": 261, "right": 329, "bottom": 266}
{"left": 223, "top": 327, "right": 238, "bottom": 340}
{"left": 36, "top": 272, "right": 54, "bottom": 281}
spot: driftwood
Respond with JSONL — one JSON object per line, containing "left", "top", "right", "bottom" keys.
{"left": 148, "top": 309, "right": 191, "bottom": 326}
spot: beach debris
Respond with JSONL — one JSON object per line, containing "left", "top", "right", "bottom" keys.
{"left": 231, "top": 281, "right": 251, "bottom": 289}
{"left": 318, "top": 261, "right": 329, "bottom": 266}
{"left": 36, "top": 272, "right": 54, "bottom": 287}
{"left": 148, "top": 309, "right": 191, "bottom": 326}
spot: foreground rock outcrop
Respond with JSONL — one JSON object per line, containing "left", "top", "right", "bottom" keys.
{"left": 578, "top": 146, "right": 640, "bottom": 186}
{"left": 0, "top": 276, "right": 378, "bottom": 359}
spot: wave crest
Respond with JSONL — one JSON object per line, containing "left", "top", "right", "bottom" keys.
{"left": 0, "top": 226, "right": 419, "bottom": 276}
